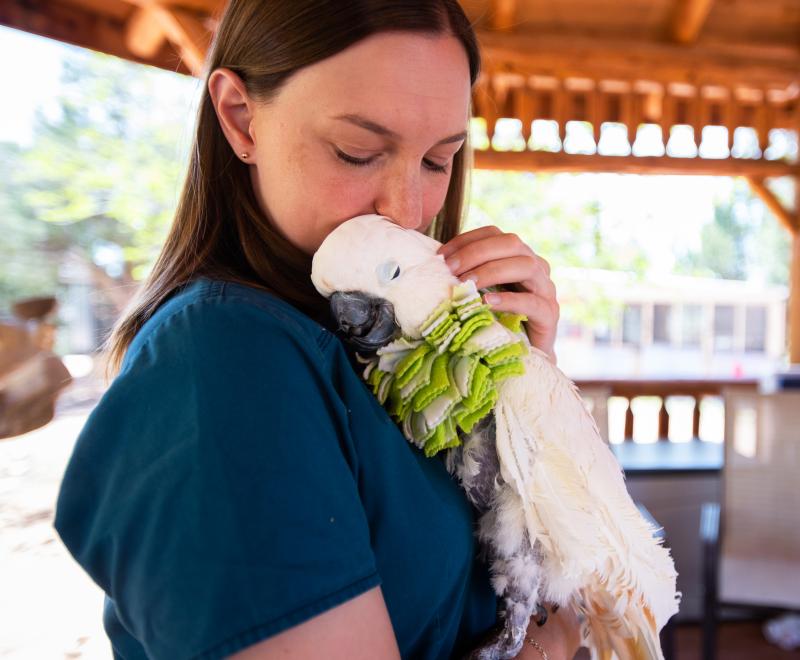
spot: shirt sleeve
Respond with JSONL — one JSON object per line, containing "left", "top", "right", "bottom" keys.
{"left": 55, "top": 295, "right": 381, "bottom": 659}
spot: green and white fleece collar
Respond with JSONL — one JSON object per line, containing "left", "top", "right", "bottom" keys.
{"left": 359, "top": 280, "right": 528, "bottom": 457}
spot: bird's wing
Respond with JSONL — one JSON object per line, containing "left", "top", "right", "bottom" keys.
{"left": 494, "top": 349, "right": 679, "bottom": 645}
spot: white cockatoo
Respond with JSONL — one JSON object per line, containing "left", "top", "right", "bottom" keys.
{"left": 311, "top": 215, "right": 680, "bottom": 660}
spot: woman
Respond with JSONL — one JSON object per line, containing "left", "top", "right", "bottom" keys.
{"left": 55, "top": 1, "right": 579, "bottom": 658}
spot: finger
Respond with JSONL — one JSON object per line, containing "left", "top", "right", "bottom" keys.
{"left": 461, "top": 256, "right": 556, "bottom": 300}
{"left": 444, "top": 233, "right": 534, "bottom": 276}
{"left": 437, "top": 225, "right": 503, "bottom": 259}
{"left": 483, "top": 290, "right": 560, "bottom": 327}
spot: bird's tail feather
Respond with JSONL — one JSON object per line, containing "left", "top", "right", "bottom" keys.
{"left": 581, "top": 587, "right": 664, "bottom": 660}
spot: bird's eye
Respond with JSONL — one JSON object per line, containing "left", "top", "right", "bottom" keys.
{"left": 377, "top": 260, "right": 401, "bottom": 283}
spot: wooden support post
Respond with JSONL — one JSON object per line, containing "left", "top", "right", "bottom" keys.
{"left": 590, "top": 85, "right": 603, "bottom": 147}
{"left": 790, "top": 177, "right": 800, "bottom": 364}
{"left": 622, "top": 91, "right": 639, "bottom": 149}
{"left": 747, "top": 176, "right": 800, "bottom": 363}
{"left": 474, "top": 77, "right": 499, "bottom": 142}
{"left": 554, "top": 83, "right": 569, "bottom": 147}
{"left": 692, "top": 89, "right": 706, "bottom": 152}
{"left": 658, "top": 398, "right": 670, "bottom": 441}
{"left": 756, "top": 93, "right": 772, "bottom": 156}
{"left": 514, "top": 85, "right": 536, "bottom": 144}
{"left": 746, "top": 176, "right": 798, "bottom": 235}
{"left": 692, "top": 396, "right": 702, "bottom": 439}
{"left": 660, "top": 93, "right": 674, "bottom": 152}
{"left": 723, "top": 91, "right": 737, "bottom": 154}
{"left": 624, "top": 399, "right": 634, "bottom": 442}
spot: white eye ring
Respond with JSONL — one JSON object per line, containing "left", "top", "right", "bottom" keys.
{"left": 377, "top": 260, "right": 401, "bottom": 283}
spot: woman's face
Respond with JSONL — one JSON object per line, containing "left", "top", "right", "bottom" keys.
{"left": 238, "top": 32, "right": 471, "bottom": 255}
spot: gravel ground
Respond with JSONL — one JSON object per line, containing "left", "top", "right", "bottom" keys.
{"left": 1, "top": 379, "right": 111, "bottom": 659}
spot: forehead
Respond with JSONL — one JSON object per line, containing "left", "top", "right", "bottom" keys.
{"left": 272, "top": 32, "right": 471, "bottom": 134}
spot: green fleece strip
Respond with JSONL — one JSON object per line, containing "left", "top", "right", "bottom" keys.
{"left": 496, "top": 311, "right": 527, "bottom": 334}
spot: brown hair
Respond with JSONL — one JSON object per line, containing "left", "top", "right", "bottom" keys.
{"left": 105, "top": 0, "right": 480, "bottom": 374}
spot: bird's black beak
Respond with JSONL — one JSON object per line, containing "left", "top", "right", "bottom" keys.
{"left": 329, "top": 291, "right": 399, "bottom": 353}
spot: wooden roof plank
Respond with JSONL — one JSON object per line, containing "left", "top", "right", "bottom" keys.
{"left": 477, "top": 29, "right": 800, "bottom": 90}
{"left": 474, "top": 149, "right": 800, "bottom": 177}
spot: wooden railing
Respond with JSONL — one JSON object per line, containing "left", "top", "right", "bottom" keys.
{"left": 574, "top": 377, "right": 759, "bottom": 443}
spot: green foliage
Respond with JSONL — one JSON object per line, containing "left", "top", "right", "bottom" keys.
{"left": 1, "top": 48, "right": 197, "bottom": 311}
{"left": 466, "top": 170, "right": 649, "bottom": 329}
{"left": 467, "top": 171, "right": 652, "bottom": 272}
{"left": 676, "top": 177, "right": 791, "bottom": 285}
{"left": 0, "top": 142, "right": 62, "bottom": 310}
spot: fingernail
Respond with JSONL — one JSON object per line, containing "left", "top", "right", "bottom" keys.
{"left": 445, "top": 257, "right": 460, "bottom": 272}
{"left": 484, "top": 293, "right": 500, "bottom": 305}
{"left": 464, "top": 273, "right": 479, "bottom": 283}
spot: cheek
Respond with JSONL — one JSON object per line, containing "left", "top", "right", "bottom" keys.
{"left": 422, "top": 175, "right": 453, "bottom": 221}
{"left": 317, "top": 167, "right": 374, "bottom": 216}
{"left": 305, "top": 165, "right": 380, "bottom": 251}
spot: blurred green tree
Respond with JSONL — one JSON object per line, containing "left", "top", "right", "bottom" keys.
{"left": 676, "top": 177, "right": 791, "bottom": 285}
{"left": 1, "top": 48, "right": 197, "bottom": 313}
{"left": 466, "top": 170, "right": 650, "bottom": 332}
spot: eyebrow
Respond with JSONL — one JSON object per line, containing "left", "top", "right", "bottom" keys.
{"left": 334, "top": 113, "right": 467, "bottom": 146}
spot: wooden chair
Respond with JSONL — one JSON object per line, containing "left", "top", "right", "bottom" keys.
{"left": 701, "top": 389, "right": 800, "bottom": 660}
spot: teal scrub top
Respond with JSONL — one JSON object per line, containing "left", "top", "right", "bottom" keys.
{"left": 55, "top": 278, "right": 497, "bottom": 660}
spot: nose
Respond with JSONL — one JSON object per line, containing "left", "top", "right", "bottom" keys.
{"left": 374, "top": 167, "right": 422, "bottom": 230}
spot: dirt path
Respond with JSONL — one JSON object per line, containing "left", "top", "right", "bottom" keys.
{"left": 1, "top": 404, "right": 110, "bottom": 659}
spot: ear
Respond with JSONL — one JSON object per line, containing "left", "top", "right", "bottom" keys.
{"left": 207, "top": 68, "right": 255, "bottom": 160}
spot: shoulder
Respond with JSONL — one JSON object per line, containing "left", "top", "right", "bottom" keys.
{"left": 122, "top": 278, "right": 338, "bottom": 376}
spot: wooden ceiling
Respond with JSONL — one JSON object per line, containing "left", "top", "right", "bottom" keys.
{"left": 2, "top": 0, "right": 799, "bottom": 181}
{"left": 4, "top": 0, "right": 799, "bottom": 88}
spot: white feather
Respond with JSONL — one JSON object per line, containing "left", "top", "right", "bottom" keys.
{"left": 495, "top": 348, "right": 680, "bottom": 632}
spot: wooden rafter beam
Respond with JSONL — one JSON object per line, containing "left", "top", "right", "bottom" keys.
{"left": 126, "top": 1, "right": 212, "bottom": 77}
{"left": 473, "top": 149, "right": 800, "bottom": 178}
{"left": 157, "top": 6, "right": 210, "bottom": 76}
{"left": 746, "top": 176, "right": 800, "bottom": 234}
{"left": 490, "top": 0, "right": 518, "bottom": 31}
{"left": 0, "top": 0, "right": 193, "bottom": 75}
{"left": 669, "top": 0, "right": 715, "bottom": 45}
{"left": 476, "top": 30, "right": 800, "bottom": 90}
{"left": 125, "top": 6, "right": 167, "bottom": 60}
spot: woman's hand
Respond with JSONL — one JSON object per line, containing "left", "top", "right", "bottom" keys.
{"left": 519, "top": 604, "right": 583, "bottom": 659}
{"left": 437, "top": 226, "right": 560, "bottom": 364}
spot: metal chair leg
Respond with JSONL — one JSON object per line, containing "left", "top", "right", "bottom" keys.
{"left": 660, "top": 615, "right": 676, "bottom": 660}
{"left": 700, "top": 502, "right": 721, "bottom": 660}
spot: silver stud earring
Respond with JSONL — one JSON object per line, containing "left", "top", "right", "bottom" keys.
{"left": 240, "top": 152, "right": 249, "bottom": 159}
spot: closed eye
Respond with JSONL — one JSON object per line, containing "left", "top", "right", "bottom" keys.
{"left": 335, "top": 148, "right": 374, "bottom": 167}
{"left": 377, "top": 260, "right": 401, "bottom": 283}
{"left": 336, "top": 148, "right": 449, "bottom": 174}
